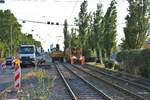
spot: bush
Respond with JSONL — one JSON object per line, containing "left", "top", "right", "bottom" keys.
{"left": 116, "top": 49, "right": 150, "bottom": 77}
{"left": 141, "top": 48, "right": 150, "bottom": 65}
{"left": 140, "top": 64, "right": 150, "bottom": 78}
{"left": 113, "top": 61, "right": 120, "bottom": 70}
{"left": 103, "top": 59, "right": 115, "bottom": 69}
{"left": 116, "top": 50, "right": 129, "bottom": 63}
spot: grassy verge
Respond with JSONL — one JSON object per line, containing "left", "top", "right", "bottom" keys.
{"left": 0, "top": 68, "right": 54, "bottom": 99}
{"left": 86, "top": 62, "right": 118, "bottom": 72}
{"left": 21, "top": 68, "right": 54, "bottom": 99}
{"left": 86, "top": 62, "right": 142, "bottom": 78}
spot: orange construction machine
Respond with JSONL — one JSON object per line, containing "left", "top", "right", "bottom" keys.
{"left": 65, "top": 47, "right": 85, "bottom": 65}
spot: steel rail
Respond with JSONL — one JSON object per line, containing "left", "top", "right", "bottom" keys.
{"left": 63, "top": 64, "right": 113, "bottom": 100}
{"left": 85, "top": 64, "right": 150, "bottom": 91}
{"left": 72, "top": 64, "right": 145, "bottom": 100}
{"left": 55, "top": 63, "right": 77, "bottom": 100}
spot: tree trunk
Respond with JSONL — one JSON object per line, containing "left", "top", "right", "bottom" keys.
{"left": 98, "top": 46, "right": 103, "bottom": 64}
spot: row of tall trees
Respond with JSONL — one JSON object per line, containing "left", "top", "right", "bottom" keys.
{"left": 63, "top": 0, "right": 150, "bottom": 62}
{"left": 0, "top": 9, "right": 41, "bottom": 58}
{"left": 121, "top": 0, "right": 150, "bottom": 49}
{"left": 63, "top": 0, "right": 117, "bottom": 62}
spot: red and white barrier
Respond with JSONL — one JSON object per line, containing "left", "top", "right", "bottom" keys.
{"left": 1, "top": 61, "right": 6, "bottom": 71}
{"left": 14, "top": 59, "right": 21, "bottom": 90}
{"left": 11, "top": 59, "right": 15, "bottom": 69}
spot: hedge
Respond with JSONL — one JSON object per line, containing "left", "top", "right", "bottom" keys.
{"left": 116, "top": 49, "right": 150, "bottom": 78}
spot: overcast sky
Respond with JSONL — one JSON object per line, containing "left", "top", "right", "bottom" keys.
{"left": 0, "top": 0, "right": 128, "bottom": 51}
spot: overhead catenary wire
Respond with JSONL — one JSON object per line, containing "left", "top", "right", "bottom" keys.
{"left": 18, "top": 19, "right": 76, "bottom": 26}
{"left": 12, "top": 0, "right": 104, "bottom": 3}
{"left": 18, "top": 19, "right": 126, "bottom": 27}
{"left": 68, "top": 0, "right": 79, "bottom": 21}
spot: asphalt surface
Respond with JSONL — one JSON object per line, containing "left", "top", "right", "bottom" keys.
{"left": 0, "top": 54, "right": 50, "bottom": 92}
{"left": 0, "top": 64, "right": 32, "bottom": 91}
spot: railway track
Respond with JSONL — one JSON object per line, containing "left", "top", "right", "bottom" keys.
{"left": 85, "top": 64, "right": 150, "bottom": 88}
{"left": 71, "top": 64, "right": 150, "bottom": 100}
{"left": 65, "top": 63, "right": 146, "bottom": 100}
{"left": 84, "top": 64, "right": 150, "bottom": 94}
{"left": 45, "top": 63, "right": 72, "bottom": 100}
{"left": 55, "top": 63, "right": 112, "bottom": 100}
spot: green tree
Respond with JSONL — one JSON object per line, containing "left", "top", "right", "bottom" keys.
{"left": 93, "top": 3, "right": 104, "bottom": 63}
{"left": 122, "top": 0, "right": 150, "bottom": 49}
{"left": 75, "top": 0, "right": 91, "bottom": 55}
{"left": 69, "top": 28, "right": 79, "bottom": 48}
{"left": 0, "top": 9, "right": 41, "bottom": 58}
{"left": 0, "top": 9, "right": 21, "bottom": 57}
{"left": 63, "top": 19, "right": 70, "bottom": 51}
{"left": 103, "top": 0, "right": 117, "bottom": 59}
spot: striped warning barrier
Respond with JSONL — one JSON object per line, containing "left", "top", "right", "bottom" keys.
{"left": 1, "top": 61, "right": 6, "bottom": 71}
{"left": 11, "top": 58, "right": 15, "bottom": 69}
{"left": 14, "top": 58, "right": 21, "bottom": 90}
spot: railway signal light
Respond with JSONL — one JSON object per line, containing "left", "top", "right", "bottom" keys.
{"left": 56, "top": 22, "right": 59, "bottom": 25}
{"left": 51, "top": 22, "right": 54, "bottom": 25}
{"left": 0, "top": 0, "right": 5, "bottom": 3}
{"left": 47, "top": 21, "right": 50, "bottom": 24}
{"left": 22, "top": 20, "right": 26, "bottom": 23}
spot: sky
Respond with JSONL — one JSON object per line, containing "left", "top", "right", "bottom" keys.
{"left": 0, "top": 0, "right": 129, "bottom": 51}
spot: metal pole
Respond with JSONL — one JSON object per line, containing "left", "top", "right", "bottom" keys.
{"left": 10, "top": 25, "right": 12, "bottom": 57}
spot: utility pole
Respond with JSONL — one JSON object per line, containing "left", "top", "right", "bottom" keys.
{"left": 10, "top": 25, "right": 13, "bottom": 57}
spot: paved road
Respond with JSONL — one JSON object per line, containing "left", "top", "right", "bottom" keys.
{"left": 0, "top": 64, "right": 33, "bottom": 91}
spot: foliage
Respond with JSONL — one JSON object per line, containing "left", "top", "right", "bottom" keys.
{"left": 116, "top": 49, "right": 150, "bottom": 77}
{"left": 0, "top": 9, "right": 41, "bottom": 58}
{"left": 93, "top": 3, "right": 104, "bottom": 63}
{"left": 122, "top": 0, "right": 150, "bottom": 49}
{"left": 140, "top": 64, "right": 150, "bottom": 78}
{"left": 103, "top": 59, "right": 116, "bottom": 69}
{"left": 63, "top": 19, "right": 70, "bottom": 51}
{"left": 103, "top": 0, "right": 117, "bottom": 59}
{"left": 75, "top": 0, "right": 91, "bottom": 52}
{"left": 69, "top": 28, "right": 79, "bottom": 48}
{"left": 141, "top": 48, "right": 150, "bottom": 65}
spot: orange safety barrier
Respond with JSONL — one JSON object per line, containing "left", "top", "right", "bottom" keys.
{"left": 80, "top": 56, "right": 85, "bottom": 65}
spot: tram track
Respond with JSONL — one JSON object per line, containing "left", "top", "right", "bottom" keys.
{"left": 55, "top": 63, "right": 112, "bottom": 100}
{"left": 85, "top": 64, "right": 150, "bottom": 89}
{"left": 65, "top": 63, "right": 146, "bottom": 100}
{"left": 74, "top": 65, "right": 149, "bottom": 100}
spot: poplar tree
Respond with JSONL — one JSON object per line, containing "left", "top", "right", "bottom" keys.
{"left": 75, "top": 0, "right": 91, "bottom": 55}
{"left": 63, "top": 19, "right": 70, "bottom": 51}
{"left": 103, "top": 0, "right": 117, "bottom": 59}
{"left": 93, "top": 3, "right": 104, "bottom": 63}
{"left": 122, "top": 0, "right": 150, "bottom": 49}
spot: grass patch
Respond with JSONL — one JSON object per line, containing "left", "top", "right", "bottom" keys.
{"left": 21, "top": 68, "right": 54, "bottom": 99}
{"left": 87, "top": 62, "right": 118, "bottom": 72}
{"left": 22, "top": 69, "right": 46, "bottom": 80}
{"left": 87, "top": 62, "right": 105, "bottom": 68}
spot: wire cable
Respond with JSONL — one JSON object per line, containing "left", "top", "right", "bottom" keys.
{"left": 68, "top": 0, "right": 79, "bottom": 21}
